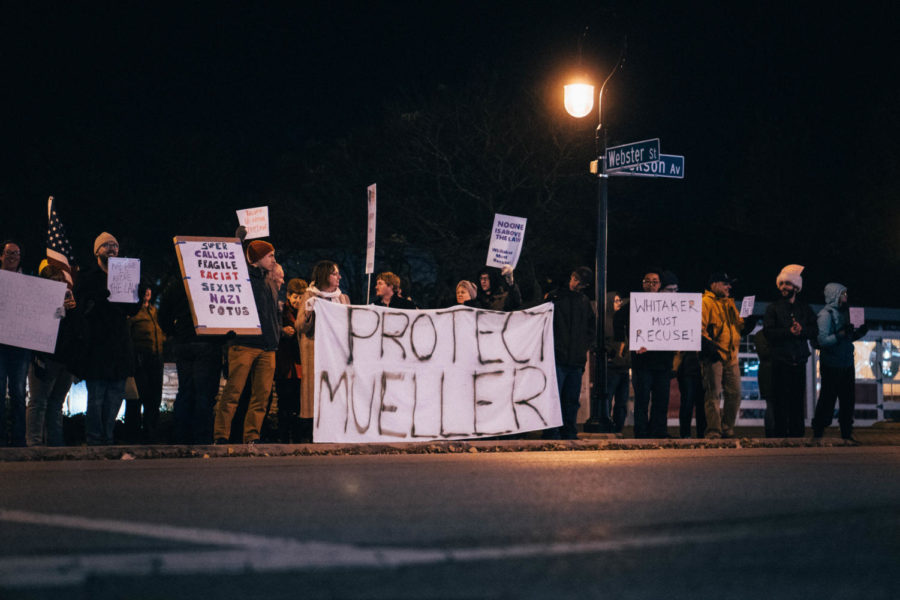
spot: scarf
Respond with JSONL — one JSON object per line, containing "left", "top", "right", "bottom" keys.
{"left": 304, "top": 285, "right": 344, "bottom": 311}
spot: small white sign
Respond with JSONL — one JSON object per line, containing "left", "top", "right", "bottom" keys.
{"left": 236, "top": 206, "right": 270, "bottom": 240}
{"left": 107, "top": 257, "right": 141, "bottom": 303}
{"left": 740, "top": 295, "right": 755, "bottom": 318}
{"left": 486, "top": 213, "right": 527, "bottom": 269}
{"left": 366, "top": 184, "right": 377, "bottom": 275}
{"left": 850, "top": 307, "right": 865, "bottom": 328}
{"left": 629, "top": 292, "right": 702, "bottom": 351}
{"left": 0, "top": 270, "right": 67, "bottom": 352}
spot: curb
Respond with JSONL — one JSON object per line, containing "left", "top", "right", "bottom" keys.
{"left": 0, "top": 435, "right": 880, "bottom": 462}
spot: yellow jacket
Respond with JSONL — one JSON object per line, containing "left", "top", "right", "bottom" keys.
{"left": 701, "top": 290, "right": 744, "bottom": 362}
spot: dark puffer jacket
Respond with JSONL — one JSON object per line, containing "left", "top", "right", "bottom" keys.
{"left": 71, "top": 264, "right": 141, "bottom": 380}
{"left": 549, "top": 287, "right": 595, "bottom": 368}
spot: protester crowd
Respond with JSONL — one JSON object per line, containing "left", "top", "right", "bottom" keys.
{"left": 0, "top": 228, "right": 869, "bottom": 447}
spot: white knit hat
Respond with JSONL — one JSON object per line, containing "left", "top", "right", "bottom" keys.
{"left": 776, "top": 264, "right": 804, "bottom": 292}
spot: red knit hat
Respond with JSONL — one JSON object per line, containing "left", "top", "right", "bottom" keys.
{"left": 246, "top": 240, "right": 274, "bottom": 264}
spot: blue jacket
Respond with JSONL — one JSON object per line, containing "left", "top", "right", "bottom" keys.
{"left": 817, "top": 283, "right": 854, "bottom": 368}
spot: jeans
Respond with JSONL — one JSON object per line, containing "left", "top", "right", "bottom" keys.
{"left": 701, "top": 359, "right": 742, "bottom": 436}
{"left": 214, "top": 345, "right": 276, "bottom": 443}
{"left": 0, "top": 344, "right": 31, "bottom": 447}
{"left": 631, "top": 368, "right": 671, "bottom": 438}
{"left": 172, "top": 341, "right": 223, "bottom": 445}
{"left": 85, "top": 378, "right": 126, "bottom": 445}
{"left": 812, "top": 365, "right": 855, "bottom": 438}
{"left": 27, "top": 357, "right": 72, "bottom": 446}
{"left": 607, "top": 368, "right": 630, "bottom": 432}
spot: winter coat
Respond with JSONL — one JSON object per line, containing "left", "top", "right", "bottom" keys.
{"left": 71, "top": 264, "right": 140, "bottom": 380}
{"left": 231, "top": 264, "right": 280, "bottom": 352}
{"left": 275, "top": 302, "right": 301, "bottom": 379}
{"left": 700, "top": 290, "right": 744, "bottom": 363}
{"left": 604, "top": 293, "right": 630, "bottom": 371}
{"left": 763, "top": 297, "right": 818, "bottom": 366}
{"left": 297, "top": 288, "right": 351, "bottom": 419}
{"left": 129, "top": 304, "right": 165, "bottom": 356}
{"left": 549, "top": 287, "right": 595, "bottom": 368}
{"left": 817, "top": 283, "right": 858, "bottom": 368}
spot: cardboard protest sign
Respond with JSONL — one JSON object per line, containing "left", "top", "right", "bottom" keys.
{"left": 365, "top": 184, "right": 376, "bottom": 274}
{"left": 107, "top": 257, "right": 140, "bottom": 303}
{"left": 0, "top": 270, "right": 67, "bottom": 353}
{"left": 486, "top": 213, "right": 527, "bottom": 268}
{"left": 740, "top": 295, "right": 755, "bottom": 318}
{"left": 629, "top": 292, "right": 702, "bottom": 351}
{"left": 173, "top": 236, "right": 261, "bottom": 335}
{"left": 850, "top": 307, "right": 865, "bottom": 328}
{"left": 313, "top": 301, "right": 561, "bottom": 442}
{"left": 236, "top": 206, "right": 270, "bottom": 240}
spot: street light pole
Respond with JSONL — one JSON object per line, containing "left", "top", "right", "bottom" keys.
{"left": 583, "top": 102, "right": 609, "bottom": 433}
{"left": 565, "top": 45, "right": 624, "bottom": 432}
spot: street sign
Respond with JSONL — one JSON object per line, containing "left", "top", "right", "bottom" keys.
{"left": 609, "top": 154, "right": 685, "bottom": 179}
{"left": 605, "top": 138, "right": 660, "bottom": 171}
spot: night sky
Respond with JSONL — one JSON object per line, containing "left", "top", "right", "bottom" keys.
{"left": 2, "top": 2, "right": 897, "bottom": 307}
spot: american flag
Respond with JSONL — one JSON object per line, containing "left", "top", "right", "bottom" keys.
{"left": 46, "top": 196, "right": 78, "bottom": 287}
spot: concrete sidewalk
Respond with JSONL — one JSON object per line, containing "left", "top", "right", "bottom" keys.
{"left": 2, "top": 422, "right": 898, "bottom": 462}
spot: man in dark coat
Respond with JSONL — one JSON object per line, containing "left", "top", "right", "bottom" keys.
{"left": 544, "top": 266, "right": 595, "bottom": 440}
{"left": 763, "top": 264, "right": 818, "bottom": 437}
{"left": 72, "top": 232, "right": 140, "bottom": 445}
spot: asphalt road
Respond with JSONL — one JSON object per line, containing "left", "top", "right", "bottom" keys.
{"left": 2, "top": 447, "right": 899, "bottom": 599}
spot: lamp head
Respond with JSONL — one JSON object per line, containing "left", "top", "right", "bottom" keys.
{"left": 564, "top": 83, "right": 594, "bottom": 118}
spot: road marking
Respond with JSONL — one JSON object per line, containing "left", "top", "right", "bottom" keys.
{"left": 0, "top": 508, "right": 794, "bottom": 588}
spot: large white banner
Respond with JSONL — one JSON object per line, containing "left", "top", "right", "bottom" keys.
{"left": 0, "top": 270, "right": 67, "bottom": 353}
{"left": 629, "top": 292, "right": 702, "bottom": 351}
{"left": 313, "top": 301, "right": 561, "bottom": 442}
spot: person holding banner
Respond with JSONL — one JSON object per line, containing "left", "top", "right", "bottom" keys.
{"left": 614, "top": 269, "right": 674, "bottom": 438}
{"left": 72, "top": 232, "right": 141, "bottom": 445}
{"left": 1, "top": 240, "right": 30, "bottom": 446}
{"left": 213, "top": 240, "right": 281, "bottom": 445}
{"left": 296, "top": 260, "right": 350, "bottom": 442}
{"left": 699, "top": 272, "right": 744, "bottom": 439}
{"left": 26, "top": 263, "right": 79, "bottom": 446}
{"left": 544, "top": 266, "right": 595, "bottom": 440}
{"left": 373, "top": 272, "right": 416, "bottom": 309}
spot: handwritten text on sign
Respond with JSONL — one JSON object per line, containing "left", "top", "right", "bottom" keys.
{"left": 174, "top": 237, "right": 261, "bottom": 334}
{"left": 236, "top": 206, "right": 270, "bottom": 240}
{"left": 107, "top": 257, "right": 140, "bottom": 303}
{"left": 629, "top": 292, "right": 702, "bottom": 351}
{"left": 313, "top": 301, "right": 561, "bottom": 442}
{"left": 486, "top": 213, "right": 527, "bottom": 268}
